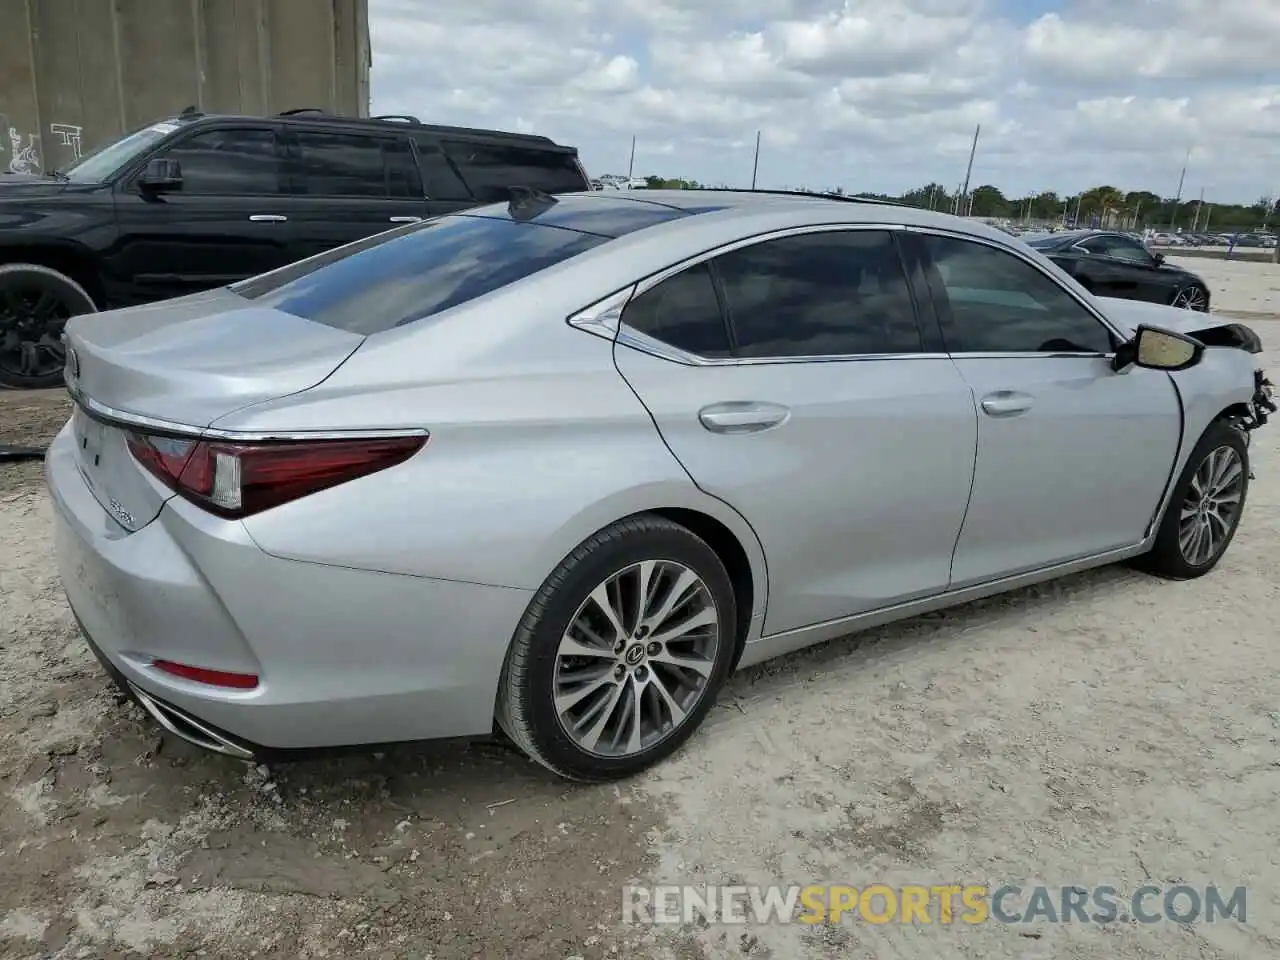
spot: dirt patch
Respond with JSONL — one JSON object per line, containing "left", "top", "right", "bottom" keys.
{"left": 0, "top": 388, "right": 68, "bottom": 496}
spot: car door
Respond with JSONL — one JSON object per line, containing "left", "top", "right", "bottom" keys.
{"left": 108, "top": 124, "right": 292, "bottom": 303}
{"left": 612, "top": 227, "right": 979, "bottom": 636}
{"left": 1078, "top": 234, "right": 1171, "bottom": 304}
{"left": 279, "top": 127, "right": 431, "bottom": 263}
{"left": 912, "top": 231, "right": 1183, "bottom": 587}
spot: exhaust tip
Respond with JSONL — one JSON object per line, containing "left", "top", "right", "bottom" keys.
{"left": 128, "top": 683, "right": 255, "bottom": 760}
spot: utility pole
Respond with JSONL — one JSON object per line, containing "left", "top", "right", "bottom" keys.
{"left": 958, "top": 123, "right": 980, "bottom": 217}
{"left": 627, "top": 136, "right": 636, "bottom": 180}
{"left": 1073, "top": 194, "right": 1083, "bottom": 225}
{"left": 750, "top": 130, "right": 761, "bottom": 189}
{"left": 1170, "top": 145, "right": 1190, "bottom": 229}
{"left": 927, "top": 184, "right": 936, "bottom": 210}
{"left": 1192, "top": 187, "right": 1204, "bottom": 230}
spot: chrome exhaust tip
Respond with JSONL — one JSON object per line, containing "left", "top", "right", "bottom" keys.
{"left": 128, "top": 683, "right": 255, "bottom": 761}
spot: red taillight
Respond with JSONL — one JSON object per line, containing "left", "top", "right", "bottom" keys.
{"left": 126, "top": 432, "right": 426, "bottom": 518}
{"left": 152, "top": 659, "right": 259, "bottom": 689}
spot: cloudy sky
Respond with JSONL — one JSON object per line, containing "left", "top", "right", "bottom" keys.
{"left": 368, "top": 0, "right": 1279, "bottom": 204}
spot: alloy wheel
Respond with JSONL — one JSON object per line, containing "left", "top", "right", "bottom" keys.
{"left": 0, "top": 281, "right": 71, "bottom": 383}
{"left": 553, "top": 559, "right": 721, "bottom": 758}
{"left": 1171, "top": 286, "right": 1209, "bottom": 311}
{"left": 1178, "top": 445, "right": 1244, "bottom": 566}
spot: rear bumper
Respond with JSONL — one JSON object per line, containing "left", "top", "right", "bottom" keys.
{"left": 46, "top": 424, "right": 534, "bottom": 752}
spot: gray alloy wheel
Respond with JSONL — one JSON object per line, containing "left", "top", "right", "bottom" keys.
{"left": 1170, "top": 284, "right": 1209, "bottom": 312}
{"left": 1177, "top": 445, "right": 1245, "bottom": 567}
{"left": 552, "top": 559, "right": 720, "bottom": 758}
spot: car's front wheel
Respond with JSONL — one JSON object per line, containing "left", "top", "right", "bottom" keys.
{"left": 0, "top": 263, "right": 98, "bottom": 389}
{"left": 1139, "top": 420, "right": 1249, "bottom": 579}
{"left": 1170, "top": 283, "right": 1210, "bottom": 312}
{"left": 497, "top": 515, "right": 738, "bottom": 781}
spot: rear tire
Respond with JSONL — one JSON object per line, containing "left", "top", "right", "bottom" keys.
{"left": 1137, "top": 420, "right": 1249, "bottom": 579}
{"left": 0, "top": 263, "right": 97, "bottom": 389}
{"left": 496, "top": 514, "right": 737, "bottom": 782}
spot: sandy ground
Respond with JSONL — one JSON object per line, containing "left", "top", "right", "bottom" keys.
{"left": 2, "top": 267, "right": 1280, "bottom": 959}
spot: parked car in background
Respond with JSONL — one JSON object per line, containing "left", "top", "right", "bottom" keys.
{"left": 0, "top": 108, "right": 590, "bottom": 388}
{"left": 1023, "top": 229, "right": 1212, "bottom": 311}
{"left": 50, "top": 190, "right": 1273, "bottom": 781}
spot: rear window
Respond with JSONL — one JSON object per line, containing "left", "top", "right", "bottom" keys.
{"left": 233, "top": 215, "right": 607, "bottom": 334}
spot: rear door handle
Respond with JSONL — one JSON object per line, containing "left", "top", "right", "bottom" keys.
{"left": 248, "top": 214, "right": 287, "bottom": 222}
{"left": 980, "top": 391, "right": 1034, "bottom": 418}
{"left": 389, "top": 215, "right": 423, "bottom": 223}
{"left": 698, "top": 401, "right": 790, "bottom": 434}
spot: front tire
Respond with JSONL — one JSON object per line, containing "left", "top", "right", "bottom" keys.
{"left": 1170, "top": 283, "right": 1210, "bottom": 312}
{"left": 1139, "top": 421, "right": 1249, "bottom": 579}
{"left": 496, "top": 514, "right": 738, "bottom": 782}
{"left": 0, "top": 263, "right": 97, "bottom": 389}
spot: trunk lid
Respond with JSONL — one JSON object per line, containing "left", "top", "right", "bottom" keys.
{"left": 64, "top": 288, "right": 364, "bottom": 531}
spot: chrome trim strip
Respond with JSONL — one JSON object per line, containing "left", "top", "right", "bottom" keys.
{"left": 899, "top": 224, "right": 1128, "bottom": 342}
{"left": 129, "top": 683, "right": 255, "bottom": 760}
{"left": 615, "top": 326, "right": 950, "bottom": 367}
{"left": 566, "top": 284, "right": 634, "bottom": 341}
{"left": 71, "top": 388, "right": 429, "bottom": 443}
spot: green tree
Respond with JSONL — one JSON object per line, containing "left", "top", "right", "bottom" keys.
{"left": 968, "top": 185, "right": 1009, "bottom": 217}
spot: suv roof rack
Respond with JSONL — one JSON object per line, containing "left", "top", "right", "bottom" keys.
{"left": 687, "top": 187, "right": 908, "bottom": 207}
{"left": 372, "top": 113, "right": 421, "bottom": 124}
{"left": 276, "top": 108, "right": 331, "bottom": 117}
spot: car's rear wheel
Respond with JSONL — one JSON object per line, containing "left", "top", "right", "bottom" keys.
{"left": 1138, "top": 420, "right": 1248, "bottom": 579}
{"left": 1170, "top": 283, "right": 1209, "bottom": 312}
{"left": 496, "top": 514, "right": 737, "bottom": 781}
{"left": 0, "top": 263, "right": 97, "bottom": 389}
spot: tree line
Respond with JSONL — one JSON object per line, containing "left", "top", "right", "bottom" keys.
{"left": 640, "top": 176, "right": 1278, "bottom": 232}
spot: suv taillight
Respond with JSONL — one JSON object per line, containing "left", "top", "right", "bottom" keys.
{"left": 125, "top": 432, "right": 426, "bottom": 518}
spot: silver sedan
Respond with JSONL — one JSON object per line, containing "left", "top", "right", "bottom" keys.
{"left": 47, "top": 190, "right": 1275, "bottom": 781}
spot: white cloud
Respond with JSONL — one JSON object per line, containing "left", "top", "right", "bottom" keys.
{"left": 369, "top": 0, "right": 1280, "bottom": 202}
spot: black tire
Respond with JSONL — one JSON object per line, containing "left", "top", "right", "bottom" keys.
{"left": 1137, "top": 420, "right": 1249, "bottom": 579}
{"left": 0, "top": 262, "right": 97, "bottom": 389}
{"left": 496, "top": 514, "right": 738, "bottom": 782}
{"left": 1170, "top": 283, "right": 1210, "bottom": 312}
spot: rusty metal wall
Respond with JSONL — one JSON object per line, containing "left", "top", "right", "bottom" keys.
{"left": 0, "top": 0, "right": 370, "bottom": 175}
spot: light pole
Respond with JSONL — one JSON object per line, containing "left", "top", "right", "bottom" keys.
{"left": 750, "top": 130, "right": 761, "bottom": 189}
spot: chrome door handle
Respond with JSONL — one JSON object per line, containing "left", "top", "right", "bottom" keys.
{"left": 698, "top": 401, "right": 790, "bottom": 434}
{"left": 980, "top": 391, "right": 1034, "bottom": 417}
{"left": 389, "top": 215, "right": 423, "bottom": 223}
{"left": 248, "top": 214, "right": 287, "bottom": 222}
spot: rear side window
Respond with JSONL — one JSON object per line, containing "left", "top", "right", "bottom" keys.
{"left": 623, "top": 264, "right": 731, "bottom": 358}
{"left": 293, "top": 131, "right": 420, "bottom": 199}
{"left": 411, "top": 137, "right": 473, "bottom": 201}
{"left": 444, "top": 140, "right": 587, "bottom": 202}
{"left": 235, "top": 216, "right": 607, "bottom": 333}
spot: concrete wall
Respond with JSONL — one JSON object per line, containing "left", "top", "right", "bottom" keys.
{"left": 0, "top": 0, "right": 370, "bottom": 176}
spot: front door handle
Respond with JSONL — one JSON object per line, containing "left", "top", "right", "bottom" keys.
{"left": 389, "top": 215, "right": 423, "bottom": 223}
{"left": 698, "top": 401, "right": 790, "bottom": 434}
{"left": 980, "top": 390, "right": 1034, "bottom": 418}
{"left": 248, "top": 214, "right": 287, "bottom": 222}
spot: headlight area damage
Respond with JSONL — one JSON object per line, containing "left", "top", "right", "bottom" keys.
{"left": 1182, "top": 320, "right": 1274, "bottom": 433}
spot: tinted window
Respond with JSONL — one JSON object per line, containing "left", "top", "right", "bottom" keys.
{"left": 410, "top": 138, "right": 472, "bottom": 201}
{"left": 921, "top": 235, "right": 1114, "bottom": 354}
{"left": 713, "top": 231, "right": 923, "bottom": 358}
{"left": 623, "top": 264, "right": 730, "bottom": 357}
{"left": 1081, "top": 235, "right": 1151, "bottom": 263}
{"left": 444, "top": 141, "right": 587, "bottom": 202}
{"left": 294, "top": 131, "right": 410, "bottom": 198}
{"left": 160, "top": 128, "right": 279, "bottom": 195}
{"left": 237, "top": 216, "right": 607, "bottom": 333}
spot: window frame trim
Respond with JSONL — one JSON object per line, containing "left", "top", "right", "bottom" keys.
{"left": 905, "top": 224, "right": 1126, "bottom": 359}
{"left": 609, "top": 221, "right": 947, "bottom": 367}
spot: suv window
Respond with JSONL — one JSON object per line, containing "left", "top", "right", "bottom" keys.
{"left": 411, "top": 138, "right": 473, "bottom": 201}
{"left": 622, "top": 264, "right": 731, "bottom": 358}
{"left": 921, "top": 235, "right": 1114, "bottom": 354}
{"left": 235, "top": 216, "right": 607, "bottom": 333}
{"left": 158, "top": 127, "right": 281, "bottom": 195}
{"left": 293, "top": 131, "right": 420, "bottom": 199}
{"left": 443, "top": 141, "right": 586, "bottom": 202}
{"left": 712, "top": 230, "right": 923, "bottom": 358}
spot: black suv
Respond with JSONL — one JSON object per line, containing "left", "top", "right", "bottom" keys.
{"left": 0, "top": 108, "right": 591, "bottom": 387}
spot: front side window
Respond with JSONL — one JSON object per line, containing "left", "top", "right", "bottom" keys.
{"left": 622, "top": 263, "right": 731, "bottom": 358}
{"left": 158, "top": 128, "right": 281, "bottom": 195}
{"left": 712, "top": 230, "right": 923, "bottom": 358}
{"left": 234, "top": 215, "right": 607, "bottom": 333}
{"left": 921, "top": 235, "right": 1114, "bottom": 354}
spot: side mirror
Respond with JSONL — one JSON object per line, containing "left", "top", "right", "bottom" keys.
{"left": 137, "top": 158, "right": 182, "bottom": 192}
{"left": 1152, "top": 252, "right": 1165, "bottom": 265}
{"left": 1113, "top": 324, "right": 1204, "bottom": 372}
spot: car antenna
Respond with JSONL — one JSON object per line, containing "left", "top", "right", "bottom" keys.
{"left": 507, "top": 185, "right": 558, "bottom": 221}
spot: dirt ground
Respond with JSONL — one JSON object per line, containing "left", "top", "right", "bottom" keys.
{"left": 2, "top": 268, "right": 1280, "bottom": 959}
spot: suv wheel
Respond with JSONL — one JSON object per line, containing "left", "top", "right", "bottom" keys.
{"left": 0, "top": 263, "right": 97, "bottom": 389}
